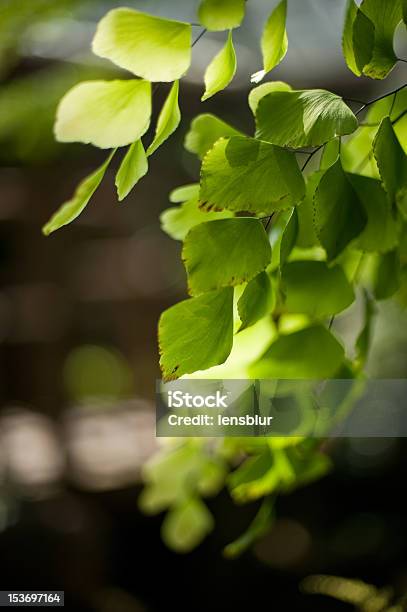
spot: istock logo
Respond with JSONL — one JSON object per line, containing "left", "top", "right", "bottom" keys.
{"left": 167, "top": 390, "right": 229, "bottom": 408}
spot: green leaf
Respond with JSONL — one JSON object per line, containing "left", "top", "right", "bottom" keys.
{"left": 184, "top": 113, "right": 242, "bottom": 159}
{"left": 282, "top": 261, "right": 355, "bottom": 317}
{"left": 237, "top": 272, "right": 275, "bottom": 331}
{"left": 202, "top": 30, "right": 237, "bottom": 101}
{"left": 248, "top": 81, "right": 292, "bottom": 115}
{"left": 183, "top": 218, "right": 271, "bottom": 295}
{"left": 373, "top": 117, "right": 407, "bottom": 219}
{"left": 198, "top": 0, "right": 245, "bottom": 31}
{"left": 355, "top": 289, "right": 376, "bottom": 367}
{"left": 92, "top": 8, "right": 192, "bottom": 82}
{"left": 147, "top": 81, "right": 181, "bottom": 156}
{"left": 280, "top": 208, "right": 299, "bottom": 265}
{"left": 161, "top": 498, "right": 214, "bottom": 553}
{"left": 54, "top": 79, "right": 152, "bottom": 149}
{"left": 255, "top": 89, "right": 358, "bottom": 148}
{"left": 348, "top": 173, "right": 400, "bottom": 252}
{"left": 296, "top": 172, "right": 323, "bottom": 248}
{"left": 342, "top": 0, "right": 375, "bottom": 76}
{"left": 359, "top": 0, "right": 403, "bottom": 79}
{"left": 313, "top": 159, "right": 367, "bottom": 261}
{"left": 200, "top": 136, "right": 305, "bottom": 215}
{"left": 42, "top": 151, "right": 114, "bottom": 236}
{"left": 159, "top": 287, "right": 234, "bottom": 379}
{"left": 374, "top": 250, "right": 401, "bottom": 300}
{"left": 251, "top": 325, "right": 345, "bottom": 378}
{"left": 320, "top": 139, "right": 340, "bottom": 170}
{"left": 115, "top": 140, "right": 148, "bottom": 202}
{"left": 161, "top": 185, "right": 232, "bottom": 241}
{"left": 251, "top": 0, "right": 288, "bottom": 83}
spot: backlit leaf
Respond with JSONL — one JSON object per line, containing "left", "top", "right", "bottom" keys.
{"left": 282, "top": 261, "right": 355, "bottom": 317}
{"left": 248, "top": 81, "right": 292, "bottom": 115}
{"left": 200, "top": 136, "right": 305, "bottom": 214}
{"left": 184, "top": 113, "right": 242, "bottom": 159}
{"left": 342, "top": 0, "right": 375, "bottom": 76}
{"left": 251, "top": 0, "right": 288, "bottom": 83}
{"left": 147, "top": 81, "right": 181, "bottom": 156}
{"left": 280, "top": 208, "right": 299, "bottom": 265}
{"left": 92, "top": 8, "right": 191, "bottom": 82}
{"left": 202, "top": 30, "right": 237, "bottom": 101}
{"left": 238, "top": 272, "right": 275, "bottom": 331}
{"left": 256, "top": 89, "right": 358, "bottom": 148}
{"left": 183, "top": 218, "right": 271, "bottom": 295}
{"left": 313, "top": 159, "right": 367, "bottom": 261}
{"left": 159, "top": 287, "right": 234, "bottom": 379}
{"left": 43, "top": 151, "right": 114, "bottom": 235}
{"left": 115, "top": 140, "right": 148, "bottom": 201}
{"left": 161, "top": 498, "right": 214, "bottom": 553}
{"left": 251, "top": 325, "right": 345, "bottom": 378}
{"left": 374, "top": 250, "right": 401, "bottom": 300}
{"left": 198, "top": 0, "right": 245, "bottom": 31}
{"left": 55, "top": 79, "right": 151, "bottom": 149}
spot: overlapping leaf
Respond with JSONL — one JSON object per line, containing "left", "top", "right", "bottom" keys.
{"left": 184, "top": 113, "right": 242, "bottom": 159}
{"left": 147, "top": 81, "right": 181, "bottom": 156}
{"left": 182, "top": 218, "right": 271, "bottom": 295}
{"left": 200, "top": 136, "right": 305, "bottom": 214}
{"left": 198, "top": 0, "right": 245, "bottom": 31}
{"left": 373, "top": 117, "right": 407, "bottom": 218}
{"left": 255, "top": 89, "right": 358, "bottom": 148}
{"left": 116, "top": 140, "right": 148, "bottom": 201}
{"left": 237, "top": 272, "right": 275, "bottom": 331}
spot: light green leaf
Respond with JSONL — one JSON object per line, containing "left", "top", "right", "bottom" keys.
{"left": 256, "top": 89, "right": 358, "bottom": 148}
{"left": 224, "top": 496, "right": 275, "bottom": 558}
{"left": 342, "top": 0, "right": 375, "bottom": 76}
{"left": 251, "top": 325, "right": 345, "bottom": 378}
{"left": 313, "top": 159, "right": 367, "bottom": 261}
{"left": 348, "top": 173, "right": 400, "bottom": 252}
{"left": 374, "top": 250, "right": 401, "bottom": 300}
{"left": 184, "top": 113, "right": 242, "bottom": 159}
{"left": 147, "top": 81, "right": 181, "bottom": 156}
{"left": 373, "top": 116, "right": 407, "bottom": 218}
{"left": 251, "top": 0, "right": 288, "bottom": 83}
{"left": 92, "top": 8, "right": 192, "bottom": 82}
{"left": 202, "top": 30, "right": 237, "bottom": 101}
{"left": 161, "top": 498, "right": 214, "bottom": 553}
{"left": 161, "top": 185, "right": 232, "bottom": 241}
{"left": 320, "top": 139, "right": 340, "bottom": 170}
{"left": 366, "top": 89, "right": 407, "bottom": 152}
{"left": 54, "top": 79, "right": 151, "bottom": 149}
{"left": 198, "top": 0, "right": 245, "bottom": 31}
{"left": 237, "top": 272, "right": 275, "bottom": 331}
{"left": 359, "top": 0, "right": 403, "bottom": 79}
{"left": 159, "top": 287, "right": 234, "bottom": 379}
{"left": 42, "top": 151, "right": 114, "bottom": 236}
{"left": 200, "top": 136, "right": 305, "bottom": 214}
{"left": 280, "top": 208, "right": 299, "bottom": 265}
{"left": 282, "top": 261, "right": 355, "bottom": 317}
{"left": 248, "top": 81, "right": 292, "bottom": 115}
{"left": 115, "top": 140, "right": 148, "bottom": 202}
{"left": 183, "top": 218, "right": 271, "bottom": 295}
{"left": 296, "top": 171, "right": 323, "bottom": 248}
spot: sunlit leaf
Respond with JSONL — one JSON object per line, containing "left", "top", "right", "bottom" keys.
{"left": 237, "top": 272, "right": 275, "bottom": 331}
{"left": 251, "top": 0, "right": 288, "bottom": 83}
{"left": 200, "top": 136, "right": 305, "bottom": 214}
{"left": 183, "top": 218, "right": 271, "bottom": 295}
{"left": 313, "top": 159, "right": 367, "bottom": 261}
{"left": 320, "top": 139, "right": 340, "bottom": 170}
{"left": 115, "top": 140, "right": 148, "bottom": 201}
{"left": 248, "top": 81, "right": 292, "bottom": 115}
{"left": 282, "top": 261, "right": 355, "bottom": 317}
{"left": 55, "top": 79, "right": 151, "bottom": 149}
{"left": 92, "top": 8, "right": 191, "bottom": 82}
{"left": 43, "top": 151, "right": 114, "bottom": 235}
{"left": 342, "top": 0, "right": 375, "bottom": 76}
{"left": 256, "top": 89, "right": 358, "bottom": 148}
{"left": 184, "top": 113, "right": 242, "bottom": 159}
{"left": 161, "top": 184, "right": 233, "bottom": 241}
{"left": 147, "top": 81, "right": 181, "bottom": 156}
{"left": 159, "top": 287, "right": 234, "bottom": 379}
{"left": 202, "top": 30, "right": 237, "bottom": 101}
{"left": 251, "top": 325, "right": 345, "bottom": 378}
{"left": 198, "top": 0, "right": 245, "bottom": 31}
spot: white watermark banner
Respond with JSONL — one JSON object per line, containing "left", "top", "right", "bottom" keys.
{"left": 156, "top": 379, "right": 407, "bottom": 437}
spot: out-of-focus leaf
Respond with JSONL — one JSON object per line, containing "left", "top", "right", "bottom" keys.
{"left": 280, "top": 208, "right": 299, "bottom": 265}
{"left": 355, "top": 289, "right": 376, "bottom": 366}
{"left": 373, "top": 117, "right": 407, "bottom": 218}
{"left": 161, "top": 498, "right": 214, "bottom": 553}
{"left": 224, "top": 496, "right": 275, "bottom": 558}
{"left": 184, "top": 113, "right": 242, "bottom": 159}
{"left": 374, "top": 250, "right": 401, "bottom": 300}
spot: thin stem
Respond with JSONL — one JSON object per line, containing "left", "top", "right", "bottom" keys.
{"left": 393, "top": 109, "right": 407, "bottom": 124}
{"left": 355, "top": 83, "right": 406, "bottom": 116}
{"left": 264, "top": 212, "right": 275, "bottom": 230}
{"left": 397, "top": 58, "right": 407, "bottom": 64}
{"left": 192, "top": 28, "right": 207, "bottom": 47}
{"left": 301, "top": 144, "right": 324, "bottom": 171}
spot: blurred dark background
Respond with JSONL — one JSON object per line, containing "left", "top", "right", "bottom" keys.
{"left": 1, "top": 1, "right": 407, "bottom": 610}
